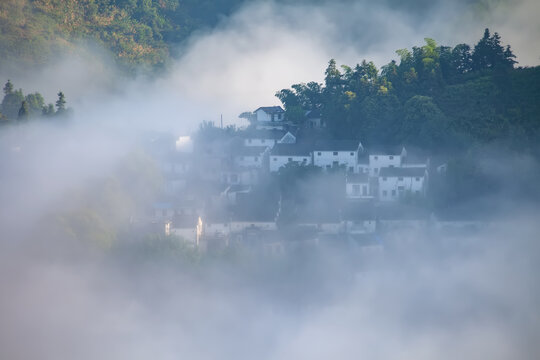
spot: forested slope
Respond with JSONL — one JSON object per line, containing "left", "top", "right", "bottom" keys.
{"left": 0, "top": 0, "right": 246, "bottom": 70}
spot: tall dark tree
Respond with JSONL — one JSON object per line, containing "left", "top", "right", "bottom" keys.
{"left": 472, "top": 28, "right": 515, "bottom": 71}
{"left": 55, "top": 91, "right": 66, "bottom": 113}
{"left": 3, "top": 80, "right": 13, "bottom": 95}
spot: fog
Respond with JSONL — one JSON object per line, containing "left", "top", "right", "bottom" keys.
{"left": 1, "top": 0, "right": 540, "bottom": 359}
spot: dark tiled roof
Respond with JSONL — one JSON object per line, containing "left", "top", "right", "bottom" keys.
{"left": 313, "top": 140, "right": 361, "bottom": 151}
{"left": 379, "top": 167, "right": 426, "bottom": 177}
{"left": 270, "top": 143, "right": 312, "bottom": 156}
{"left": 254, "top": 106, "right": 284, "bottom": 114}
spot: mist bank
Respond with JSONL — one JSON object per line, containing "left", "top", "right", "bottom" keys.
{"left": 1, "top": 212, "right": 539, "bottom": 360}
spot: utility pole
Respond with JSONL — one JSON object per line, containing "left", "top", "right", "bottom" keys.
{"left": 220, "top": 114, "right": 223, "bottom": 129}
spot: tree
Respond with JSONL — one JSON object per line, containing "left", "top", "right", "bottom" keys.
{"left": 18, "top": 100, "right": 29, "bottom": 120}
{"left": 1, "top": 88, "right": 24, "bottom": 120}
{"left": 451, "top": 44, "right": 473, "bottom": 75}
{"left": 238, "top": 111, "right": 256, "bottom": 125}
{"left": 25, "top": 92, "right": 45, "bottom": 117}
{"left": 472, "top": 28, "right": 515, "bottom": 71}
{"left": 55, "top": 91, "right": 66, "bottom": 113}
{"left": 3, "top": 80, "right": 13, "bottom": 95}
{"left": 401, "top": 95, "right": 452, "bottom": 150}
{"left": 42, "top": 103, "right": 55, "bottom": 116}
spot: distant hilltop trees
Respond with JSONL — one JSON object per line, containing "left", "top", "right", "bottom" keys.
{"left": 275, "top": 29, "right": 539, "bottom": 156}
{"left": 0, "top": 80, "right": 72, "bottom": 124}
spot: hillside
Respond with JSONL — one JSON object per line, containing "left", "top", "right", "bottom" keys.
{"left": 0, "top": 0, "right": 246, "bottom": 71}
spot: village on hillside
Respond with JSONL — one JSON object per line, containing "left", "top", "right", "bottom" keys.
{"left": 143, "top": 106, "right": 485, "bottom": 253}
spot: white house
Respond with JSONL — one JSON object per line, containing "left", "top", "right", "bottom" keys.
{"left": 233, "top": 146, "right": 269, "bottom": 168}
{"left": 254, "top": 106, "right": 286, "bottom": 129}
{"left": 378, "top": 167, "right": 428, "bottom": 201}
{"left": 269, "top": 143, "right": 312, "bottom": 172}
{"left": 368, "top": 147, "right": 406, "bottom": 177}
{"left": 345, "top": 173, "right": 372, "bottom": 200}
{"left": 313, "top": 140, "right": 363, "bottom": 172}
{"left": 242, "top": 129, "right": 291, "bottom": 147}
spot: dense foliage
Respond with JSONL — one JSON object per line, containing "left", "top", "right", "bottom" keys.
{"left": 0, "top": 79, "right": 70, "bottom": 123}
{"left": 0, "top": 0, "right": 246, "bottom": 71}
{"left": 277, "top": 29, "right": 539, "bottom": 157}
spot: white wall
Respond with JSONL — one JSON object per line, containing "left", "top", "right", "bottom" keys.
{"left": 243, "top": 138, "right": 276, "bottom": 147}
{"left": 369, "top": 155, "right": 402, "bottom": 176}
{"left": 378, "top": 175, "right": 425, "bottom": 201}
{"left": 313, "top": 151, "right": 357, "bottom": 172}
{"left": 234, "top": 155, "right": 264, "bottom": 168}
{"left": 269, "top": 155, "right": 311, "bottom": 172}
{"left": 345, "top": 182, "right": 371, "bottom": 199}
{"left": 255, "top": 109, "right": 284, "bottom": 123}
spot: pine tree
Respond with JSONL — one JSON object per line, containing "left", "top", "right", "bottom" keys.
{"left": 3, "top": 80, "right": 13, "bottom": 95}
{"left": 55, "top": 91, "right": 66, "bottom": 113}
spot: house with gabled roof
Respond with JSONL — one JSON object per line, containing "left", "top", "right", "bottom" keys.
{"left": 312, "top": 140, "right": 364, "bottom": 172}
{"left": 378, "top": 167, "right": 428, "bottom": 201}
{"left": 345, "top": 173, "right": 373, "bottom": 200}
{"left": 368, "top": 146, "right": 406, "bottom": 177}
{"left": 242, "top": 129, "right": 289, "bottom": 147}
{"left": 269, "top": 143, "right": 312, "bottom": 172}
{"left": 253, "top": 106, "right": 286, "bottom": 129}
{"left": 233, "top": 145, "right": 269, "bottom": 168}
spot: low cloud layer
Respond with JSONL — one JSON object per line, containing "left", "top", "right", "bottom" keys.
{"left": 1, "top": 218, "right": 539, "bottom": 359}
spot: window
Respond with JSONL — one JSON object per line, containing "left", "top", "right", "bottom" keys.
{"left": 273, "top": 158, "right": 277, "bottom": 161}
{"left": 254, "top": 157, "right": 259, "bottom": 162}
{"left": 398, "top": 186, "right": 404, "bottom": 191}
{"left": 391, "top": 190, "right": 396, "bottom": 197}
{"left": 398, "top": 177, "right": 403, "bottom": 181}
{"left": 302, "top": 158, "right": 307, "bottom": 163}
{"left": 374, "top": 156, "right": 378, "bottom": 160}
{"left": 230, "top": 174, "right": 238, "bottom": 183}
{"left": 383, "top": 177, "right": 387, "bottom": 181}
{"left": 389, "top": 165, "right": 394, "bottom": 168}
{"left": 349, "top": 166, "right": 354, "bottom": 172}
{"left": 415, "top": 177, "right": 420, "bottom": 181}
{"left": 333, "top": 152, "right": 338, "bottom": 156}
{"left": 362, "top": 185, "right": 367, "bottom": 196}
{"left": 382, "top": 190, "right": 387, "bottom": 197}
{"left": 350, "top": 152, "right": 354, "bottom": 156}
{"left": 288, "top": 157, "right": 293, "bottom": 162}
{"left": 248, "top": 139, "right": 252, "bottom": 143}
{"left": 326, "top": 165, "right": 331, "bottom": 170}
{"left": 374, "top": 168, "right": 378, "bottom": 174}
{"left": 333, "top": 161, "right": 339, "bottom": 167}
{"left": 317, "top": 152, "right": 321, "bottom": 156}
{"left": 261, "top": 139, "right": 266, "bottom": 143}
{"left": 352, "top": 184, "right": 360, "bottom": 195}
{"left": 239, "top": 156, "right": 244, "bottom": 160}
{"left": 389, "top": 155, "right": 394, "bottom": 160}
